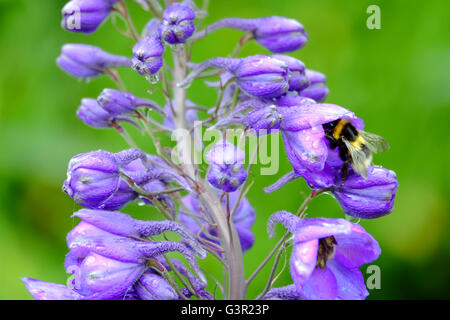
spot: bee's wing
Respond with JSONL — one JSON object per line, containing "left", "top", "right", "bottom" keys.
{"left": 343, "top": 139, "right": 372, "bottom": 178}
{"left": 359, "top": 131, "right": 390, "bottom": 153}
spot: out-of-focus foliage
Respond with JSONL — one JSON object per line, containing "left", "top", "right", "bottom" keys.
{"left": 0, "top": 0, "right": 449, "bottom": 299}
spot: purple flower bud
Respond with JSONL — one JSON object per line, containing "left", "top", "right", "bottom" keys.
{"left": 159, "top": 2, "right": 196, "bottom": 44}
{"left": 63, "top": 150, "right": 137, "bottom": 210}
{"left": 288, "top": 217, "right": 381, "bottom": 300}
{"left": 62, "top": 149, "right": 184, "bottom": 210}
{"left": 194, "top": 17, "right": 308, "bottom": 53}
{"left": 263, "top": 285, "right": 301, "bottom": 300}
{"left": 179, "top": 192, "right": 255, "bottom": 252}
{"left": 273, "top": 55, "right": 309, "bottom": 92}
{"left": 67, "top": 232, "right": 205, "bottom": 286}
{"left": 134, "top": 273, "right": 178, "bottom": 300}
{"left": 77, "top": 98, "right": 114, "bottom": 128}
{"left": 76, "top": 253, "right": 145, "bottom": 299}
{"left": 61, "top": 0, "right": 120, "bottom": 34}
{"left": 332, "top": 166, "right": 399, "bottom": 219}
{"left": 300, "top": 69, "right": 329, "bottom": 102}
{"left": 57, "top": 44, "right": 131, "bottom": 79}
{"left": 21, "top": 278, "right": 82, "bottom": 300}
{"left": 97, "top": 88, "right": 165, "bottom": 116}
{"left": 72, "top": 209, "right": 207, "bottom": 258}
{"left": 206, "top": 141, "right": 247, "bottom": 192}
{"left": 179, "top": 55, "right": 290, "bottom": 99}
{"left": 132, "top": 35, "right": 164, "bottom": 78}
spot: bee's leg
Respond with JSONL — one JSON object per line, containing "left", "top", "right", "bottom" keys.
{"left": 340, "top": 161, "right": 349, "bottom": 185}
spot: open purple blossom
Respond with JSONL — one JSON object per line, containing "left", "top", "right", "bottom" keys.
{"left": 193, "top": 17, "right": 308, "bottom": 53}
{"left": 61, "top": 0, "right": 120, "bottom": 34}
{"left": 269, "top": 212, "right": 380, "bottom": 300}
{"left": 179, "top": 192, "right": 256, "bottom": 253}
{"left": 178, "top": 55, "right": 291, "bottom": 99}
{"left": 57, "top": 44, "right": 131, "bottom": 79}
{"left": 206, "top": 140, "right": 247, "bottom": 192}
{"left": 300, "top": 69, "right": 329, "bottom": 102}
{"left": 159, "top": 2, "right": 196, "bottom": 44}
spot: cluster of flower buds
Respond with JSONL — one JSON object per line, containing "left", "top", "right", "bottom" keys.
{"left": 24, "top": 0, "right": 399, "bottom": 301}
{"left": 23, "top": 209, "right": 208, "bottom": 300}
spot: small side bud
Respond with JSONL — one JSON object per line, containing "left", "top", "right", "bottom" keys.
{"left": 159, "top": 2, "right": 196, "bottom": 44}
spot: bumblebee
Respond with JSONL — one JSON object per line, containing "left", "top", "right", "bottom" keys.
{"left": 323, "top": 119, "right": 390, "bottom": 180}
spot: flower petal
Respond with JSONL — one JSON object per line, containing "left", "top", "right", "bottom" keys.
{"left": 327, "top": 259, "right": 369, "bottom": 300}
{"left": 21, "top": 278, "right": 82, "bottom": 300}
{"left": 290, "top": 239, "right": 318, "bottom": 289}
{"left": 279, "top": 103, "right": 364, "bottom": 132}
{"left": 282, "top": 127, "right": 328, "bottom": 172}
{"left": 300, "top": 266, "right": 338, "bottom": 300}
{"left": 294, "top": 218, "right": 352, "bottom": 243}
{"left": 334, "top": 223, "right": 381, "bottom": 268}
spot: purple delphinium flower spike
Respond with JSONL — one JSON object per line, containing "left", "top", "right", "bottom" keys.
{"left": 289, "top": 217, "right": 381, "bottom": 300}
{"left": 21, "top": 278, "right": 82, "bottom": 300}
{"left": 72, "top": 209, "right": 207, "bottom": 258}
{"left": 61, "top": 0, "right": 120, "bottom": 34}
{"left": 206, "top": 140, "right": 247, "bottom": 192}
{"left": 178, "top": 55, "right": 290, "bottom": 99}
{"left": 331, "top": 166, "right": 399, "bottom": 219}
{"left": 273, "top": 55, "right": 309, "bottom": 92}
{"left": 179, "top": 191, "right": 256, "bottom": 252}
{"left": 300, "top": 69, "right": 330, "bottom": 102}
{"left": 132, "top": 35, "right": 165, "bottom": 80}
{"left": 193, "top": 17, "right": 308, "bottom": 53}
{"left": 97, "top": 88, "right": 165, "bottom": 117}
{"left": 57, "top": 44, "right": 131, "bottom": 79}
{"left": 159, "top": 2, "right": 196, "bottom": 44}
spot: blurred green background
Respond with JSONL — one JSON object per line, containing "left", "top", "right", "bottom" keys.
{"left": 0, "top": 0, "right": 449, "bottom": 300}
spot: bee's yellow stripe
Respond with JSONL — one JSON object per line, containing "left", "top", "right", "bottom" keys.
{"left": 332, "top": 120, "right": 348, "bottom": 140}
{"left": 350, "top": 135, "right": 365, "bottom": 151}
